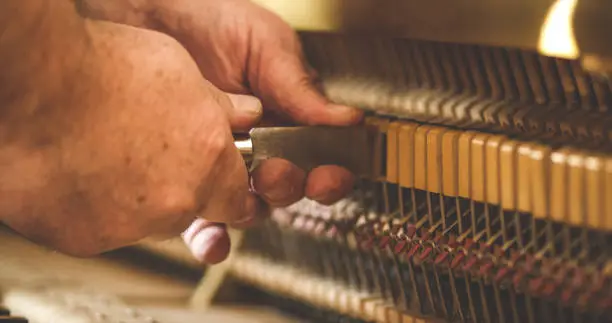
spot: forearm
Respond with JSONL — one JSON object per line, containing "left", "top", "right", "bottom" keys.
{"left": 0, "top": 0, "right": 91, "bottom": 115}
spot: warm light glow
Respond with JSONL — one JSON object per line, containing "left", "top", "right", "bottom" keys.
{"left": 539, "top": 0, "right": 580, "bottom": 59}
{"left": 251, "top": 0, "right": 341, "bottom": 31}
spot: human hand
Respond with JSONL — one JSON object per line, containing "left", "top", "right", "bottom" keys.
{"left": 0, "top": 18, "right": 262, "bottom": 258}
{"left": 83, "top": 0, "right": 364, "bottom": 263}
{"left": 84, "top": 0, "right": 364, "bottom": 206}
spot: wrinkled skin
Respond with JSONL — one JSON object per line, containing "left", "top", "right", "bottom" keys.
{"left": 1, "top": 13, "right": 260, "bottom": 256}
{"left": 0, "top": 0, "right": 361, "bottom": 263}
{"left": 81, "top": 0, "right": 363, "bottom": 264}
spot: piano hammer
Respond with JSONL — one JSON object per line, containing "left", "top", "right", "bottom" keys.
{"left": 234, "top": 126, "right": 376, "bottom": 177}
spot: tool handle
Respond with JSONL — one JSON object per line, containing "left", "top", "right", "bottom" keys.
{"left": 233, "top": 126, "right": 374, "bottom": 176}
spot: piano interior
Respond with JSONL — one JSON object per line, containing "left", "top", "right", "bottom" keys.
{"left": 2, "top": 1, "right": 612, "bottom": 322}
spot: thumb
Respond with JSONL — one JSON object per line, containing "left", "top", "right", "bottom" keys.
{"left": 251, "top": 50, "right": 363, "bottom": 126}
{"left": 225, "top": 93, "right": 263, "bottom": 132}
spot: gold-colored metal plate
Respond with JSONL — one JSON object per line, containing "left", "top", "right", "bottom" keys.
{"left": 414, "top": 125, "right": 430, "bottom": 191}
{"left": 471, "top": 133, "right": 489, "bottom": 203}
{"left": 567, "top": 151, "right": 585, "bottom": 227}
{"left": 442, "top": 129, "right": 461, "bottom": 197}
{"left": 585, "top": 155, "right": 604, "bottom": 230}
{"left": 386, "top": 122, "right": 401, "bottom": 183}
{"left": 349, "top": 292, "right": 363, "bottom": 317}
{"left": 398, "top": 122, "right": 419, "bottom": 188}
{"left": 427, "top": 126, "right": 446, "bottom": 194}
{"left": 458, "top": 131, "right": 477, "bottom": 199}
{"left": 365, "top": 117, "right": 390, "bottom": 180}
{"left": 517, "top": 143, "right": 533, "bottom": 213}
{"left": 364, "top": 298, "right": 384, "bottom": 321}
{"left": 337, "top": 290, "right": 351, "bottom": 315}
{"left": 606, "top": 158, "right": 612, "bottom": 231}
{"left": 500, "top": 140, "right": 519, "bottom": 210}
{"left": 486, "top": 135, "right": 506, "bottom": 205}
{"left": 384, "top": 306, "right": 402, "bottom": 323}
{"left": 375, "top": 303, "right": 388, "bottom": 323}
{"left": 530, "top": 144, "right": 552, "bottom": 220}
{"left": 550, "top": 149, "right": 569, "bottom": 224}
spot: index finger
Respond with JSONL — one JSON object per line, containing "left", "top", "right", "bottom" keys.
{"left": 250, "top": 41, "right": 363, "bottom": 126}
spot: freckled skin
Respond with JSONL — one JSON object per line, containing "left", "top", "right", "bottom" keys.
{"left": 0, "top": 2, "right": 258, "bottom": 256}
{"left": 81, "top": 0, "right": 363, "bottom": 211}
{"left": 0, "top": 0, "right": 363, "bottom": 262}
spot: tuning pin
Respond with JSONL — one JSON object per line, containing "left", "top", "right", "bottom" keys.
{"left": 433, "top": 250, "right": 450, "bottom": 266}
{"left": 419, "top": 229, "right": 430, "bottom": 242}
{"left": 378, "top": 235, "right": 392, "bottom": 249}
{"left": 462, "top": 238, "right": 476, "bottom": 250}
{"left": 522, "top": 254, "right": 537, "bottom": 273}
{"left": 494, "top": 266, "right": 513, "bottom": 283}
{"left": 477, "top": 241, "right": 493, "bottom": 255}
{"left": 360, "top": 236, "right": 376, "bottom": 250}
{"left": 528, "top": 277, "right": 545, "bottom": 295}
{"left": 577, "top": 291, "right": 593, "bottom": 308}
{"left": 393, "top": 240, "right": 409, "bottom": 254}
{"left": 406, "top": 243, "right": 422, "bottom": 261}
{"left": 478, "top": 259, "right": 495, "bottom": 277}
{"left": 540, "top": 281, "right": 557, "bottom": 297}
{"left": 418, "top": 245, "right": 434, "bottom": 262}
{"left": 512, "top": 268, "right": 527, "bottom": 290}
{"left": 462, "top": 254, "right": 479, "bottom": 272}
{"left": 390, "top": 224, "right": 402, "bottom": 236}
{"left": 450, "top": 252, "right": 466, "bottom": 269}
{"left": 405, "top": 224, "right": 417, "bottom": 238}
{"left": 597, "top": 296, "right": 612, "bottom": 310}
{"left": 571, "top": 268, "right": 587, "bottom": 293}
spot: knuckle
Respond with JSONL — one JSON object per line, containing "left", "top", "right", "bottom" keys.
{"left": 204, "top": 127, "right": 232, "bottom": 158}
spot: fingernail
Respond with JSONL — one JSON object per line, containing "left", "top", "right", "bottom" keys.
{"left": 189, "top": 225, "right": 224, "bottom": 261}
{"left": 229, "top": 94, "right": 262, "bottom": 117}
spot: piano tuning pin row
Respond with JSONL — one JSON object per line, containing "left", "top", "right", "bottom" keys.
{"left": 244, "top": 114, "right": 612, "bottom": 319}
{"left": 365, "top": 113, "right": 612, "bottom": 315}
